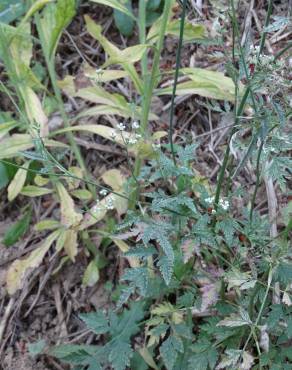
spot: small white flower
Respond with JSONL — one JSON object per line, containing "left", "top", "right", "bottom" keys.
{"left": 132, "top": 121, "right": 140, "bottom": 129}
{"left": 99, "top": 189, "right": 108, "bottom": 196}
{"left": 205, "top": 196, "right": 215, "bottom": 204}
{"left": 117, "top": 122, "right": 126, "bottom": 131}
{"left": 128, "top": 137, "right": 137, "bottom": 145}
{"left": 105, "top": 196, "right": 114, "bottom": 210}
{"left": 211, "top": 209, "right": 217, "bottom": 215}
{"left": 219, "top": 199, "right": 230, "bottom": 210}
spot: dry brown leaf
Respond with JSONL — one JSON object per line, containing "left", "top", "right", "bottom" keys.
{"left": 6, "top": 230, "right": 59, "bottom": 295}
{"left": 63, "top": 229, "right": 78, "bottom": 262}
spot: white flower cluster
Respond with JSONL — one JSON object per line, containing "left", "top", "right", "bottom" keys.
{"left": 99, "top": 188, "right": 108, "bottom": 196}
{"left": 110, "top": 121, "right": 142, "bottom": 146}
{"left": 92, "top": 195, "right": 115, "bottom": 214}
{"left": 105, "top": 196, "right": 114, "bottom": 210}
{"left": 205, "top": 196, "right": 230, "bottom": 211}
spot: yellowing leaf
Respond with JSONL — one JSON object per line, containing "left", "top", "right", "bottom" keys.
{"left": 20, "top": 185, "right": 53, "bottom": 197}
{"left": 34, "top": 175, "right": 49, "bottom": 186}
{"left": 39, "top": 0, "right": 76, "bottom": 59}
{"left": 78, "top": 201, "right": 107, "bottom": 230}
{"left": 56, "top": 182, "right": 82, "bottom": 227}
{"left": 23, "top": 87, "right": 48, "bottom": 137}
{"left": 102, "top": 44, "right": 149, "bottom": 68}
{"left": 139, "top": 347, "right": 159, "bottom": 370}
{"left": 35, "top": 219, "right": 60, "bottom": 231}
{"left": 7, "top": 161, "right": 29, "bottom": 201}
{"left": 89, "top": 0, "right": 135, "bottom": 19}
{"left": 71, "top": 189, "right": 92, "bottom": 201}
{"left": 111, "top": 238, "right": 139, "bottom": 268}
{"left": 101, "top": 169, "right": 125, "bottom": 191}
{"left": 0, "top": 134, "right": 67, "bottom": 159}
{"left": 158, "top": 67, "right": 241, "bottom": 101}
{"left": 83, "top": 65, "right": 128, "bottom": 82}
{"left": 52, "top": 124, "right": 134, "bottom": 148}
{"left": 63, "top": 229, "right": 78, "bottom": 262}
{"left": 6, "top": 230, "right": 59, "bottom": 295}
{"left": 0, "top": 121, "right": 18, "bottom": 140}
{"left": 82, "top": 260, "right": 100, "bottom": 287}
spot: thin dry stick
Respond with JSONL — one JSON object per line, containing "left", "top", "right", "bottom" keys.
{"left": 0, "top": 297, "right": 15, "bottom": 343}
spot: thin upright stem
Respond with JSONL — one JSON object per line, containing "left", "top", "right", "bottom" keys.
{"left": 169, "top": 0, "right": 187, "bottom": 165}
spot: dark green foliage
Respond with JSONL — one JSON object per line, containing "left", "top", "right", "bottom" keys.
{"left": 53, "top": 302, "right": 145, "bottom": 370}
{"left": 113, "top": 0, "right": 134, "bottom": 37}
{"left": 2, "top": 209, "right": 31, "bottom": 247}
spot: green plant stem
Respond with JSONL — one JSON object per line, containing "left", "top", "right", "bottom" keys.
{"left": 34, "top": 14, "right": 95, "bottom": 196}
{"left": 129, "top": 0, "right": 172, "bottom": 209}
{"left": 258, "top": 0, "right": 273, "bottom": 57}
{"left": 249, "top": 140, "right": 264, "bottom": 222}
{"left": 169, "top": 0, "right": 187, "bottom": 165}
{"left": 138, "top": 0, "right": 147, "bottom": 79}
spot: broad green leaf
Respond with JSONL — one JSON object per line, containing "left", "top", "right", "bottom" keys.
{"left": 90, "top": 0, "right": 136, "bottom": 19}
{"left": 34, "top": 219, "right": 61, "bottom": 231}
{"left": 113, "top": 0, "right": 134, "bottom": 37}
{"left": 71, "top": 189, "right": 92, "bottom": 200}
{"left": 147, "top": 19, "right": 205, "bottom": 43}
{"left": 167, "top": 20, "right": 205, "bottom": 40}
{"left": 56, "top": 182, "right": 82, "bottom": 227}
{"left": 39, "top": 0, "right": 76, "bottom": 59}
{"left": 63, "top": 229, "right": 78, "bottom": 262}
{"left": 20, "top": 185, "right": 53, "bottom": 197}
{"left": 6, "top": 230, "right": 59, "bottom": 295}
{"left": 158, "top": 67, "right": 239, "bottom": 101}
{"left": 82, "top": 260, "right": 100, "bottom": 287}
{"left": 7, "top": 161, "right": 29, "bottom": 201}
{"left": 0, "top": 134, "right": 67, "bottom": 159}
{"left": 2, "top": 210, "right": 31, "bottom": 247}
{"left": 0, "top": 0, "right": 26, "bottom": 24}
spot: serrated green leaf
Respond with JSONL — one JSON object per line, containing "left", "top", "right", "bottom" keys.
{"left": 109, "top": 341, "right": 133, "bottom": 370}
{"left": 160, "top": 336, "right": 184, "bottom": 370}
{"left": 79, "top": 311, "right": 109, "bottom": 334}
